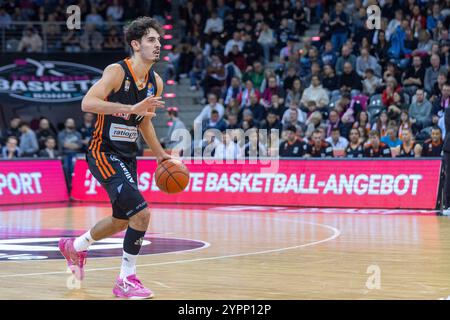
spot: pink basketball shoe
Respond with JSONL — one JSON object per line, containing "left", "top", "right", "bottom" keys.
{"left": 58, "top": 238, "right": 87, "bottom": 280}
{"left": 113, "top": 275, "right": 154, "bottom": 299}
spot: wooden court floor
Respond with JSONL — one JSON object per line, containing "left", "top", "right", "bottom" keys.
{"left": 0, "top": 203, "right": 450, "bottom": 300}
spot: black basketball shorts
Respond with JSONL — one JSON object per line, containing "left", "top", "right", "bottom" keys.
{"left": 86, "top": 152, "right": 148, "bottom": 220}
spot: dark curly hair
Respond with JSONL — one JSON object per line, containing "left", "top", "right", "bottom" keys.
{"left": 124, "top": 17, "right": 164, "bottom": 51}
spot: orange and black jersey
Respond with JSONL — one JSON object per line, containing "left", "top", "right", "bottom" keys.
{"left": 421, "top": 139, "right": 443, "bottom": 157}
{"left": 306, "top": 140, "right": 333, "bottom": 158}
{"left": 279, "top": 138, "right": 307, "bottom": 157}
{"left": 363, "top": 143, "right": 391, "bottom": 157}
{"left": 88, "top": 58, "right": 158, "bottom": 178}
{"left": 345, "top": 143, "right": 364, "bottom": 158}
{"left": 397, "top": 142, "right": 417, "bottom": 158}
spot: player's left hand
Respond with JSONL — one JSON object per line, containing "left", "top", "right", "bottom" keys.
{"left": 156, "top": 153, "right": 172, "bottom": 164}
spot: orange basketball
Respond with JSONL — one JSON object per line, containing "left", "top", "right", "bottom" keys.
{"left": 155, "top": 158, "right": 190, "bottom": 194}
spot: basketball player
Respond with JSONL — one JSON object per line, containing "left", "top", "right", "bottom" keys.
{"left": 59, "top": 17, "right": 170, "bottom": 299}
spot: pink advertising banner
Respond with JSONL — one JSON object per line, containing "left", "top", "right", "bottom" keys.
{"left": 71, "top": 158, "right": 442, "bottom": 210}
{"left": 0, "top": 160, "right": 69, "bottom": 205}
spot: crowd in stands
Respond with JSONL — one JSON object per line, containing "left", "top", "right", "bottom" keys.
{"left": 164, "top": 0, "right": 450, "bottom": 159}
{"left": 0, "top": 0, "right": 170, "bottom": 52}
{"left": 2, "top": 0, "right": 450, "bottom": 161}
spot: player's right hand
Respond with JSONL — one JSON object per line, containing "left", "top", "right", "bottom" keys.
{"left": 130, "top": 96, "right": 165, "bottom": 117}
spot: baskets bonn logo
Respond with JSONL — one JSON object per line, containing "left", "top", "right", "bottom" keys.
{"left": 0, "top": 58, "right": 102, "bottom": 103}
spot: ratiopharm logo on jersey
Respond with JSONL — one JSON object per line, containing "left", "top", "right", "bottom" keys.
{"left": 71, "top": 159, "right": 442, "bottom": 210}
{"left": 0, "top": 58, "right": 101, "bottom": 103}
{"left": 0, "top": 160, "right": 68, "bottom": 205}
{"left": 109, "top": 123, "right": 139, "bottom": 142}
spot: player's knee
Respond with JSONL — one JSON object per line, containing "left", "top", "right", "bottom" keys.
{"left": 112, "top": 218, "right": 128, "bottom": 232}
{"left": 130, "top": 208, "right": 151, "bottom": 229}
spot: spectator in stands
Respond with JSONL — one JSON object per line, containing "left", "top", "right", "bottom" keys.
{"left": 374, "top": 30, "right": 390, "bottom": 69}
{"left": 302, "top": 61, "right": 322, "bottom": 89}
{"left": 86, "top": 6, "right": 104, "bottom": 28}
{"left": 214, "top": 131, "right": 244, "bottom": 160}
{"left": 161, "top": 107, "right": 186, "bottom": 149}
{"left": 2, "top": 117, "right": 21, "bottom": 143}
{"left": 352, "top": 111, "right": 371, "bottom": 135}
{"left": 226, "top": 44, "right": 247, "bottom": 72}
{"left": 36, "top": 118, "right": 57, "bottom": 150}
{"left": 382, "top": 76, "right": 402, "bottom": 108}
{"left": 305, "top": 129, "right": 333, "bottom": 158}
{"left": 17, "top": 26, "right": 42, "bottom": 52}
{"left": 78, "top": 112, "right": 95, "bottom": 152}
{"left": 202, "top": 55, "right": 226, "bottom": 99}
{"left": 257, "top": 22, "right": 277, "bottom": 64}
{"left": 424, "top": 54, "right": 447, "bottom": 94}
{"left": 362, "top": 68, "right": 382, "bottom": 97}
{"left": 260, "top": 76, "right": 284, "bottom": 108}
{"left": 381, "top": 125, "right": 402, "bottom": 148}
{"left": 58, "top": 118, "right": 83, "bottom": 179}
{"left": 409, "top": 88, "right": 432, "bottom": 132}
{"left": 433, "top": 83, "right": 450, "bottom": 118}
{"left": 345, "top": 128, "right": 364, "bottom": 158}
{"left": 279, "top": 125, "right": 306, "bottom": 158}
{"left": 1, "top": 136, "right": 21, "bottom": 159}
{"left": 393, "top": 127, "right": 422, "bottom": 158}
{"left": 18, "top": 122, "right": 38, "bottom": 157}
{"left": 223, "top": 76, "right": 242, "bottom": 107}
{"left": 300, "top": 75, "right": 329, "bottom": 110}
{"left": 335, "top": 45, "right": 356, "bottom": 76}
{"left": 285, "top": 78, "right": 303, "bottom": 107}
{"left": 364, "top": 130, "right": 391, "bottom": 157}
{"left": 326, "top": 127, "right": 349, "bottom": 151}
{"left": 326, "top": 109, "right": 344, "bottom": 137}
{"left": 282, "top": 100, "right": 307, "bottom": 126}
{"left": 239, "top": 109, "right": 259, "bottom": 130}
{"left": 321, "top": 40, "right": 337, "bottom": 67}
{"left": 106, "top": 0, "right": 124, "bottom": 21}
{"left": 243, "top": 62, "right": 265, "bottom": 90}
{"left": 386, "top": 9, "right": 402, "bottom": 42}
{"left": 204, "top": 11, "right": 223, "bottom": 36}
{"left": 226, "top": 113, "right": 240, "bottom": 130}
{"left": 241, "top": 32, "right": 263, "bottom": 66}
{"left": 224, "top": 31, "right": 244, "bottom": 57}
{"left": 80, "top": 24, "right": 103, "bottom": 52}
{"left": 0, "top": 8, "right": 12, "bottom": 29}
{"left": 402, "top": 55, "right": 426, "bottom": 97}
{"left": 189, "top": 51, "right": 208, "bottom": 91}
{"left": 322, "top": 64, "right": 339, "bottom": 101}
{"left": 195, "top": 93, "right": 225, "bottom": 126}
{"left": 260, "top": 111, "right": 283, "bottom": 135}
{"left": 236, "top": 80, "right": 257, "bottom": 109}
{"left": 304, "top": 111, "right": 323, "bottom": 139}
{"left": 421, "top": 126, "right": 443, "bottom": 157}
{"left": 202, "top": 109, "right": 226, "bottom": 135}
{"left": 244, "top": 130, "right": 268, "bottom": 158}
{"left": 339, "top": 62, "right": 362, "bottom": 97}
{"left": 398, "top": 110, "right": 413, "bottom": 139}
{"left": 372, "top": 111, "right": 389, "bottom": 137}
{"left": 38, "top": 136, "right": 61, "bottom": 159}
{"left": 430, "top": 72, "right": 449, "bottom": 103}
{"left": 103, "top": 27, "right": 124, "bottom": 51}
{"left": 318, "top": 11, "right": 332, "bottom": 43}
{"left": 330, "top": 2, "right": 349, "bottom": 52}
{"left": 62, "top": 30, "right": 81, "bottom": 53}
{"left": 241, "top": 93, "right": 266, "bottom": 124}
{"left": 176, "top": 43, "right": 195, "bottom": 81}
{"left": 356, "top": 47, "right": 381, "bottom": 78}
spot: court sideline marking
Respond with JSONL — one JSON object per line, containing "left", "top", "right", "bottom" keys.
{"left": 0, "top": 218, "right": 341, "bottom": 278}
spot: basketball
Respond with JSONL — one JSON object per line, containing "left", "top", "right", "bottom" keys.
{"left": 155, "top": 158, "right": 190, "bottom": 194}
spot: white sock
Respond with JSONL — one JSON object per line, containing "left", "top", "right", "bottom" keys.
{"left": 120, "top": 251, "right": 137, "bottom": 279}
{"left": 73, "top": 230, "right": 95, "bottom": 252}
